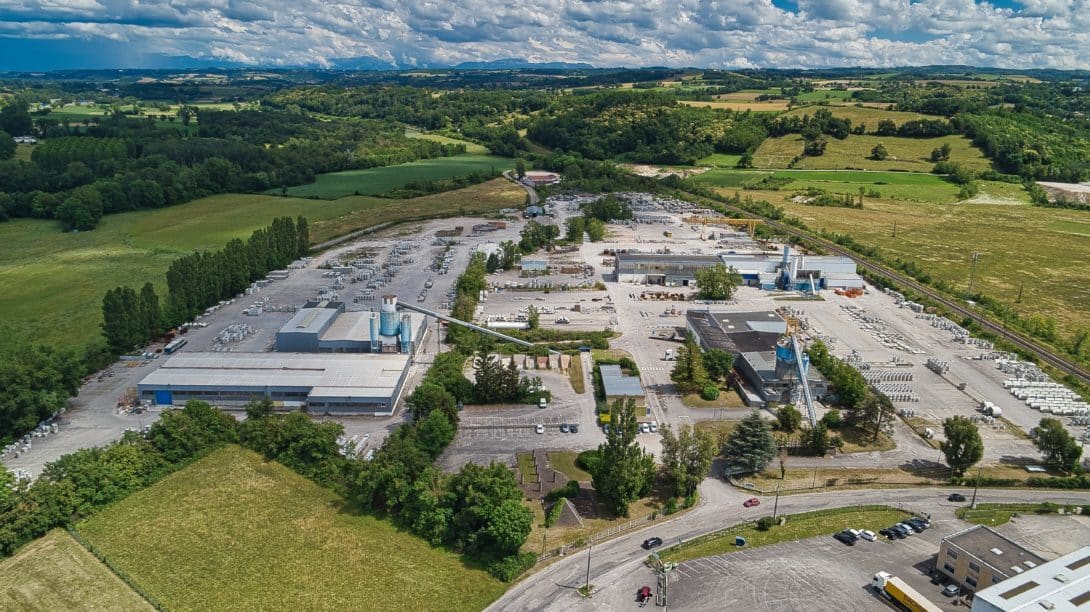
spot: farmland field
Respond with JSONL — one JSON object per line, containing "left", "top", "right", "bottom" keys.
{"left": 693, "top": 168, "right": 967, "bottom": 203}
{"left": 0, "top": 529, "right": 152, "bottom": 611}
{"left": 752, "top": 134, "right": 992, "bottom": 172}
{"left": 771, "top": 191, "right": 1090, "bottom": 337}
{"left": 275, "top": 154, "right": 513, "bottom": 199}
{"left": 781, "top": 105, "right": 932, "bottom": 127}
{"left": 679, "top": 99, "right": 790, "bottom": 112}
{"left": 0, "top": 179, "right": 524, "bottom": 351}
{"left": 405, "top": 128, "right": 489, "bottom": 154}
{"left": 696, "top": 153, "right": 743, "bottom": 167}
{"left": 77, "top": 445, "right": 506, "bottom": 612}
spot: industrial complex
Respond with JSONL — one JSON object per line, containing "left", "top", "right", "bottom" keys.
{"left": 971, "top": 546, "right": 1090, "bottom": 612}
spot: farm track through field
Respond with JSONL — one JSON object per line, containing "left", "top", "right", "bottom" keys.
{"left": 701, "top": 194, "right": 1090, "bottom": 387}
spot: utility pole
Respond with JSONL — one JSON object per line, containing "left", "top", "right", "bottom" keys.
{"left": 773, "top": 480, "right": 782, "bottom": 519}
{"left": 584, "top": 543, "right": 592, "bottom": 594}
{"left": 970, "top": 466, "right": 982, "bottom": 509}
{"left": 967, "top": 251, "right": 982, "bottom": 294}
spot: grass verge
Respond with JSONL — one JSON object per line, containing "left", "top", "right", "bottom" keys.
{"left": 517, "top": 452, "right": 539, "bottom": 484}
{"left": 955, "top": 502, "right": 1074, "bottom": 526}
{"left": 547, "top": 451, "right": 593, "bottom": 482}
{"left": 659, "top": 505, "right": 910, "bottom": 563}
{"left": 77, "top": 445, "right": 506, "bottom": 612}
{"left": 273, "top": 154, "right": 513, "bottom": 199}
{"left": 568, "top": 353, "right": 586, "bottom": 394}
{"left": 0, "top": 529, "right": 153, "bottom": 612}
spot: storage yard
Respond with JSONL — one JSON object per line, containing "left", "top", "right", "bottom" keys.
{"left": 6, "top": 189, "right": 1088, "bottom": 487}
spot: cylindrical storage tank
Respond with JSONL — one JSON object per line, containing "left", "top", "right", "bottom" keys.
{"left": 370, "top": 312, "right": 379, "bottom": 352}
{"left": 400, "top": 315, "right": 412, "bottom": 352}
{"left": 380, "top": 295, "right": 399, "bottom": 336}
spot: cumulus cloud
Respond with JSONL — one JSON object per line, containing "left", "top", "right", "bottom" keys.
{"left": 0, "top": 0, "right": 1088, "bottom": 69}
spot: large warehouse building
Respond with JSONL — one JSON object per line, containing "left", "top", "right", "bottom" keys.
{"left": 275, "top": 297, "right": 425, "bottom": 354}
{"left": 137, "top": 352, "right": 411, "bottom": 415}
{"left": 615, "top": 247, "right": 863, "bottom": 290}
{"left": 971, "top": 546, "right": 1090, "bottom": 612}
{"left": 686, "top": 309, "right": 827, "bottom": 406}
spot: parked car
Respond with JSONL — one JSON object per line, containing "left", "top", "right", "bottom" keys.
{"left": 878, "top": 528, "right": 895, "bottom": 540}
{"left": 569, "top": 423, "right": 579, "bottom": 433}
{"left": 640, "top": 423, "right": 651, "bottom": 434}
{"left": 847, "top": 529, "right": 862, "bottom": 540}
{"left": 642, "top": 537, "right": 663, "bottom": 550}
{"left": 888, "top": 525, "right": 908, "bottom": 538}
{"left": 907, "top": 517, "right": 930, "bottom": 531}
{"left": 539, "top": 397, "right": 548, "bottom": 409}
{"left": 535, "top": 424, "right": 544, "bottom": 434}
{"left": 833, "top": 530, "right": 857, "bottom": 546}
{"left": 743, "top": 497, "right": 761, "bottom": 508}
{"left": 898, "top": 522, "right": 920, "bottom": 534}
{"left": 948, "top": 493, "right": 967, "bottom": 502}
{"left": 860, "top": 530, "right": 877, "bottom": 542}
{"left": 943, "top": 584, "right": 961, "bottom": 597}
{"left": 560, "top": 423, "right": 570, "bottom": 433}
{"left": 649, "top": 420, "right": 659, "bottom": 433}
{"left": 891, "top": 524, "right": 911, "bottom": 537}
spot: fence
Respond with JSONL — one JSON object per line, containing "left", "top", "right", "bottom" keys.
{"left": 537, "top": 514, "right": 660, "bottom": 563}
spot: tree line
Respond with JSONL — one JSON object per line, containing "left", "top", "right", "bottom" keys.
{"left": 100, "top": 216, "right": 309, "bottom": 356}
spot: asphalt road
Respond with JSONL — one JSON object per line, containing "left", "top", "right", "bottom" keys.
{"left": 487, "top": 481, "right": 1090, "bottom": 611}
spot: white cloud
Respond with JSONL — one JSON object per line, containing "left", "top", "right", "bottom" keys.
{"left": 0, "top": 0, "right": 1088, "bottom": 69}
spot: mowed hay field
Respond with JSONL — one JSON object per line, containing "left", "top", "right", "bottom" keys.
{"left": 679, "top": 99, "right": 791, "bottom": 112}
{"left": 753, "top": 134, "right": 991, "bottom": 172}
{"left": 0, "top": 529, "right": 152, "bottom": 611}
{"left": 694, "top": 169, "right": 967, "bottom": 203}
{"left": 781, "top": 105, "right": 931, "bottom": 127}
{"left": 77, "top": 445, "right": 506, "bottom": 612}
{"left": 276, "top": 153, "right": 513, "bottom": 198}
{"left": 771, "top": 192, "right": 1090, "bottom": 336}
{"left": 405, "top": 128, "right": 489, "bottom": 154}
{"left": 0, "top": 179, "right": 524, "bottom": 350}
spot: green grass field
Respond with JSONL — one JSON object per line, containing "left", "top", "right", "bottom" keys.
{"left": 0, "top": 529, "right": 152, "bottom": 611}
{"left": 660, "top": 506, "right": 910, "bottom": 563}
{"left": 782, "top": 105, "right": 931, "bottom": 128}
{"left": 696, "top": 153, "right": 743, "bottom": 168}
{"left": 794, "top": 89, "right": 856, "bottom": 102}
{"left": 0, "top": 179, "right": 525, "bottom": 351}
{"left": 405, "top": 128, "right": 489, "bottom": 154}
{"left": 753, "top": 134, "right": 992, "bottom": 172}
{"left": 274, "top": 154, "right": 513, "bottom": 199}
{"left": 77, "top": 445, "right": 506, "bottom": 612}
{"left": 774, "top": 190, "right": 1090, "bottom": 339}
{"left": 694, "top": 168, "right": 965, "bottom": 202}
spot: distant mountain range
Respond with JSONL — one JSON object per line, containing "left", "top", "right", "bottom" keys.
{"left": 450, "top": 58, "right": 595, "bottom": 70}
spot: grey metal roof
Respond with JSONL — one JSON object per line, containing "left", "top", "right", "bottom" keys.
{"left": 600, "top": 364, "right": 645, "bottom": 397}
{"left": 280, "top": 307, "right": 339, "bottom": 335}
{"left": 944, "top": 525, "right": 1047, "bottom": 581}
{"left": 973, "top": 546, "right": 1090, "bottom": 612}
{"left": 138, "top": 352, "right": 409, "bottom": 395}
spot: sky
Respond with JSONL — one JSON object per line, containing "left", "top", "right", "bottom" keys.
{"left": 0, "top": 0, "right": 1088, "bottom": 71}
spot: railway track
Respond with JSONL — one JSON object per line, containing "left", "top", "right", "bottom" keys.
{"left": 709, "top": 198, "right": 1090, "bottom": 388}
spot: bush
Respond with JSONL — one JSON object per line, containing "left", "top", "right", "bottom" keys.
{"left": 488, "top": 551, "right": 537, "bottom": 582}
{"left": 819, "top": 409, "right": 842, "bottom": 429}
{"left": 1036, "top": 502, "right": 1059, "bottom": 514}
{"left": 662, "top": 497, "right": 679, "bottom": 515}
{"left": 545, "top": 479, "right": 580, "bottom": 502}
{"left": 683, "top": 492, "right": 697, "bottom": 508}
{"left": 1026, "top": 475, "right": 1090, "bottom": 489}
{"left": 700, "top": 385, "right": 720, "bottom": 401}
{"left": 949, "top": 475, "right": 1020, "bottom": 487}
{"left": 756, "top": 516, "right": 775, "bottom": 531}
{"left": 576, "top": 450, "right": 601, "bottom": 475}
{"left": 544, "top": 500, "right": 565, "bottom": 527}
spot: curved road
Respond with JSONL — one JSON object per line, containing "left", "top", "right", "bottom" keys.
{"left": 701, "top": 194, "right": 1090, "bottom": 387}
{"left": 504, "top": 170, "right": 540, "bottom": 206}
{"left": 489, "top": 479, "right": 1090, "bottom": 611}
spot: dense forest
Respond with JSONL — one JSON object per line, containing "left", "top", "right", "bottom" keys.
{"left": 526, "top": 90, "right": 769, "bottom": 164}
{"left": 0, "top": 99, "right": 461, "bottom": 230}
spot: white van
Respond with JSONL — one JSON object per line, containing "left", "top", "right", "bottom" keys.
{"left": 539, "top": 397, "right": 548, "bottom": 409}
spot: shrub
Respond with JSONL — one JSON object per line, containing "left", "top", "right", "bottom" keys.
{"left": 576, "top": 450, "right": 601, "bottom": 475}
{"left": 700, "top": 385, "right": 720, "bottom": 401}
{"left": 683, "top": 492, "right": 697, "bottom": 508}
{"left": 488, "top": 551, "right": 537, "bottom": 582}
{"left": 662, "top": 497, "right": 679, "bottom": 515}
{"left": 819, "top": 409, "right": 842, "bottom": 429}
{"left": 756, "top": 516, "right": 775, "bottom": 531}
{"left": 544, "top": 500, "right": 565, "bottom": 527}
{"left": 545, "top": 479, "right": 580, "bottom": 502}
{"left": 1026, "top": 475, "right": 1090, "bottom": 489}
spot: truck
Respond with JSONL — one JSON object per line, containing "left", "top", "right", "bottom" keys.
{"left": 871, "top": 572, "right": 942, "bottom": 612}
{"left": 163, "top": 338, "right": 188, "bottom": 354}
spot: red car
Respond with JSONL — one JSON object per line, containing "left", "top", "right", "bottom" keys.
{"left": 637, "top": 586, "right": 652, "bottom": 604}
{"left": 743, "top": 497, "right": 761, "bottom": 508}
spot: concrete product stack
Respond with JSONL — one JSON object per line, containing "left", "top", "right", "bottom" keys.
{"left": 926, "top": 358, "right": 950, "bottom": 375}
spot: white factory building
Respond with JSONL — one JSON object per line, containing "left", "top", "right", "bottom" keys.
{"left": 615, "top": 246, "right": 863, "bottom": 291}
{"left": 971, "top": 546, "right": 1090, "bottom": 612}
{"left": 137, "top": 352, "right": 411, "bottom": 415}
{"left": 137, "top": 295, "right": 426, "bottom": 415}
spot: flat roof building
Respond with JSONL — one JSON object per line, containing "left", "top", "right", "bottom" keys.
{"left": 275, "top": 299, "right": 425, "bottom": 354}
{"left": 939, "top": 525, "right": 1048, "bottom": 597}
{"left": 614, "top": 247, "right": 862, "bottom": 290}
{"left": 972, "top": 546, "right": 1090, "bottom": 612}
{"left": 137, "top": 352, "right": 411, "bottom": 415}
{"left": 599, "top": 364, "right": 647, "bottom": 410}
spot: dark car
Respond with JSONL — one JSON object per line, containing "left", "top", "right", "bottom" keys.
{"left": 833, "top": 530, "right": 857, "bottom": 546}
{"left": 890, "top": 525, "right": 910, "bottom": 538}
{"left": 948, "top": 493, "right": 967, "bottom": 502}
{"left": 879, "top": 528, "right": 895, "bottom": 540}
{"left": 642, "top": 537, "right": 663, "bottom": 550}
{"left": 569, "top": 423, "right": 579, "bottom": 433}
{"left": 907, "top": 517, "right": 930, "bottom": 531}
